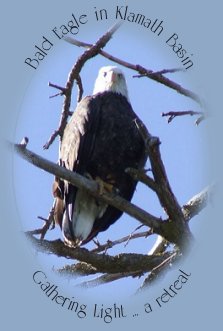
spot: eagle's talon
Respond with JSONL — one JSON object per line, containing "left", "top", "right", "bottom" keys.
{"left": 95, "top": 176, "right": 114, "bottom": 195}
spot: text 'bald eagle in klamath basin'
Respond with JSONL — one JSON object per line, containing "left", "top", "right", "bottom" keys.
{"left": 53, "top": 66, "right": 147, "bottom": 247}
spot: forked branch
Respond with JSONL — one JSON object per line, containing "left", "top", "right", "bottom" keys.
{"left": 162, "top": 110, "right": 204, "bottom": 124}
{"left": 65, "top": 36, "right": 201, "bottom": 104}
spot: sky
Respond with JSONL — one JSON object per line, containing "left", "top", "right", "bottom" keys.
{"left": 13, "top": 19, "right": 208, "bottom": 300}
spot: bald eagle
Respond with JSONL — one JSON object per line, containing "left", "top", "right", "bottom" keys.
{"left": 53, "top": 66, "right": 147, "bottom": 247}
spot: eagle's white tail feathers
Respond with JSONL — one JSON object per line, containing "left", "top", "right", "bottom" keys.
{"left": 72, "top": 189, "right": 107, "bottom": 243}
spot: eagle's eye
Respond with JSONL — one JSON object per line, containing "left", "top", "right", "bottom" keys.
{"left": 103, "top": 72, "right": 107, "bottom": 77}
{"left": 118, "top": 73, "right": 122, "bottom": 79}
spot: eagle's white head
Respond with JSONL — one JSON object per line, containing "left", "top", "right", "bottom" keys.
{"left": 93, "top": 66, "right": 129, "bottom": 100}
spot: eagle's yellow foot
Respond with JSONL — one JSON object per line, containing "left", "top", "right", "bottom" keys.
{"left": 95, "top": 177, "right": 114, "bottom": 195}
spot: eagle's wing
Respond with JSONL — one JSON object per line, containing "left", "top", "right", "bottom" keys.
{"left": 60, "top": 96, "right": 100, "bottom": 175}
{"left": 54, "top": 96, "right": 101, "bottom": 228}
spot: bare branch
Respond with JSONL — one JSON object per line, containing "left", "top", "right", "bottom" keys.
{"left": 25, "top": 205, "right": 55, "bottom": 239}
{"left": 77, "top": 271, "right": 142, "bottom": 288}
{"left": 19, "top": 136, "right": 29, "bottom": 147}
{"left": 48, "top": 82, "right": 67, "bottom": 94}
{"left": 76, "top": 75, "right": 84, "bottom": 102}
{"left": 125, "top": 167, "right": 158, "bottom": 193}
{"left": 64, "top": 36, "right": 201, "bottom": 104}
{"left": 162, "top": 110, "right": 203, "bottom": 124}
{"left": 64, "top": 37, "right": 91, "bottom": 49}
{"left": 48, "top": 82, "right": 67, "bottom": 98}
{"left": 195, "top": 114, "right": 206, "bottom": 126}
{"left": 137, "top": 251, "right": 179, "bottom": 293}
{"left": 151, "top": 68, "right": 186, "bottom": 75}
{"left": 182, "top": 185, "right": 213, "bottom": 221}
{"left": 91, "top": 228, "right": 152, "bottom": 254}
{"left": 26, "top": 234, "right": 170, "bottom": 274}
{"left": 148, "top": 235, "right": 170, "bottom": 255}
{"left": 148, "top": 185, "right": 213, "bottom": 255}
{"left": 57, "top": 262, "right": 97, "bottom": 276}
{"left": 135, "top": 119, "right": 192, "bottom": 249}
{"left": 43, "top": 22, "right": 122, "bottom": 150}
{"left": 133, "top": 68, "right": 185, "bottom": 77}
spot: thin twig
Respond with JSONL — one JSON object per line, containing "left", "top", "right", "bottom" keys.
{"left": 49, "top": 92, "right": 64, "bottom": 99}
{"left": 151, "top": 68, "right": 186, "bottom": 75}
{"left": 48, "top": 82, "right": 67, "bottom": 94}
{"left": 27, "top": 204, "right": 55, "bottom": 240}
{"left": 124, "top": 224, "right": 147, "bottom": 247}
{"left": 162, "top": 110, "right": 203, "bottom": 124}
{"left": 48, "top": 82, "right": 67, "bottom": 99}
{"left": 195, "top": 114, "right": 206, "bottom": 126}
{"left": 133, "top": 68, "right": 185, "bottom": 77}
{"left": 91, "top": 228, "right": 152, "bottom": 254}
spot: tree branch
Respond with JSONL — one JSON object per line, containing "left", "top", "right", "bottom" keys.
{"left": 91, "top": 228, "right": 152, "bottom": 254}
{"left": 75, "top": 74, "right": 84, "bottom": 102}
{"left": 182, "top": 185, "right": 213, "bottom": 221}
{"left": 64, "top": 36, "right": 201, "bottom": 104}
{"left": 26, "top": 205, "right": 55, "bottom": 240}
{"left": 148, "top": 236, "right": 170, "bottom": 256}
{"left": 57, "top": 262, "right": 97, "bottom": 276}
{"left": 135, "top": 119, "right": 192, "bottom": 249}
{"left": 77, "top": 271, "right": 142, "bottom": 288}
{"left": 26, "top": 234, "right": 170, "bottom": 274}
{"left": 162, "top": 110, "right": 204, "bottom": 124}
{"left": 148, "top": 185, "right": 213, "bottom": 255}
{"left": 136, "top": 251, "right": 179, "bottom": 293}
{"left": 125, "top": 168, "right": 158, "bottom": 193}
